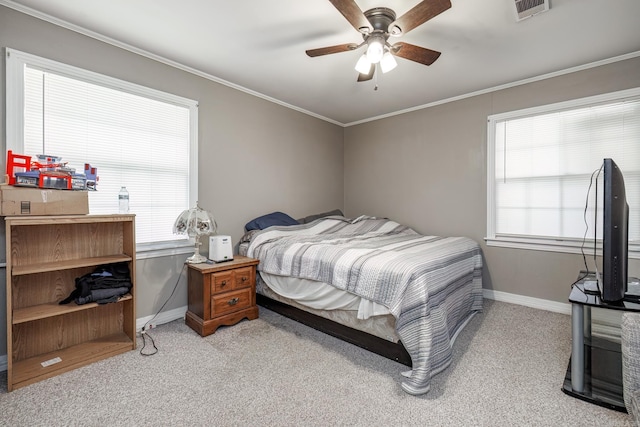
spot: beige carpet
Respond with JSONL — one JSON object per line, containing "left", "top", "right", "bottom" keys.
{"left": 0, "top": 299, "right": 633, "bottom": 426}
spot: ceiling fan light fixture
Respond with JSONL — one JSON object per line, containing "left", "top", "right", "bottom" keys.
{"left": 306, "top": 1, "right": 451, "bottom": 81}
{"left": 380, "top": 52, "right": 397, "bottom": 73}
{"left": 365, "top": 36, "right": 385, "bottom": 64}
{"left": 354, "top": 54, "right": 372, "bottom": 74}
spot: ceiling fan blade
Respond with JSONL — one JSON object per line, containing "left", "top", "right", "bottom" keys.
{"left": 392, "top": 42, "right": 441, "bottom": 66}
{"left": 388, "top": 0, "right": 451, "bottom": 36}
{"left": 306, "top": 43, "right": 358, "bottom": 57}
{"left": 328, "top": 0, "right": 372, "bottom": 33}
{"left": 357, "top": 63, "right": 375, "bottom": 82}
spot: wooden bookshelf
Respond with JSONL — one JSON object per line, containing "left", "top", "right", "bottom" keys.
{"left": 5, "top": 214, "right": 136, "bottom": 391}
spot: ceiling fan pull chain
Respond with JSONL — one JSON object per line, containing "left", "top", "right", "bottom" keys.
{"left": 374, "top": 64, "right": 379, "bottom": 91}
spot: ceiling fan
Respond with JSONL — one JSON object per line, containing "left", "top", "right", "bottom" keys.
{"left": 306, "top": 0, "right": 451, "bottom": 82}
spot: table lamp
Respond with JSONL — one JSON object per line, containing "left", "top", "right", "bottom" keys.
{"left": 173, "top": 201, "right": 217, "bottom": 264}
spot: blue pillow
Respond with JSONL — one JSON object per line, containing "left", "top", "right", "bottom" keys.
{"left": 245, "top": 211, "right": 299, "bottom": 231}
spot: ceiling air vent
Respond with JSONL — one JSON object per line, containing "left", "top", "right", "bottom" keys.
{"left": 514, "top": 0, "right": 550, "bottom": 21}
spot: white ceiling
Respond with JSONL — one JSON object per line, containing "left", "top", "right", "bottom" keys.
{"left": 4, "top": 0, "right": 640, "bottom": 125}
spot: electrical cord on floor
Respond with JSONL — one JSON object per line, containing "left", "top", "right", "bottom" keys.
{"left": 140, "top": 329, "right": 158, "bottom": 356}
{"left": 140, "top": 262, "right": 187, "bottom": 356}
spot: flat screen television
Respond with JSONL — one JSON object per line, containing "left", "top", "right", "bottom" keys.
{"left": 601, "top": 158, "right": 629, "bottom": 303}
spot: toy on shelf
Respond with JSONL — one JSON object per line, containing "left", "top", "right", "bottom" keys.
{"left": 5, "top": 150, "right": 98, "bottom": 191}
{"left": 84, "top": 163, "right": 98, "bottom": 191}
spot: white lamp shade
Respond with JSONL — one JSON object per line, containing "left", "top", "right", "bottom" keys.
{"left": 380, "top": 52, "right": 397, "bottom": 73}
{"left": 366, "top": 39, "right": 384, "bottom": 64}
{"left": 173, "top": 202, "right": 217, "bottom": 238}
{"left": 355, "top": 54, "right": 372, "bottom": 74}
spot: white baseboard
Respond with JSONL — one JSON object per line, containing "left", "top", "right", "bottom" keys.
{"left": 136, "top": 305, "right": 188, "bottom": 332}
{"left": 483, "top": 289, "right": 571, "bottom": 315}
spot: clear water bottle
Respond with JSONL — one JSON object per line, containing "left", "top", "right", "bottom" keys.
{"left": 118, "top": 186, "right": 129, "bottom": 213}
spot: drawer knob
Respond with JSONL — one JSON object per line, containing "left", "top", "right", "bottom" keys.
{"left": 221, "top": 280, "right": 227, "bottom": 287}
{"left": 228, "top": 297, "right": 239, "bottom": 306}
{"left": 241, "top": 277, "right": 247, "bottom": 282}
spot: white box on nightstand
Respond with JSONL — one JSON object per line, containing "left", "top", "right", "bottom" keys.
{"left": 209, "top": 235, "right": 233, "bottom": 262}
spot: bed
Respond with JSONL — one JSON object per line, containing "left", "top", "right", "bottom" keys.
{"left": 238, "top": 211, "right": 483, "bottom": 395}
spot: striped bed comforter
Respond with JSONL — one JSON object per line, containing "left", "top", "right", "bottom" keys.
{"left": 246, "top": 215, "right": 483, "bottom": 395}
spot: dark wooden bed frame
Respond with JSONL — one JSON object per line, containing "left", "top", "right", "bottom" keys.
{"left": 256, "top": 293, "right": 412, "bottom": 367}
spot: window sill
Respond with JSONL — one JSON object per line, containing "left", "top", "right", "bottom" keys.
{"left": 485, "top": 236, "right": 640, "bottom": 260}
{"left": 136, "top": 240, "right": 195, "bottom": 260}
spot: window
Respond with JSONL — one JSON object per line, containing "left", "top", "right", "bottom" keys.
{"left": 6, "top": 48, "right": 198, "bottom": 257}
{"left": 486, "top": 88, "right": 640, "bottom": 258}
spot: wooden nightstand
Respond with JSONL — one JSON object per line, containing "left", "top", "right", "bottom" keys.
{"left": 185, "top": 255, "right": 259, "bottom": 336}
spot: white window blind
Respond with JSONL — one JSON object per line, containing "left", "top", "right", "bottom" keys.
{"left": 6, "top": 49, "right": 198, "bottom": 251}
{"left": 487, "top": 88, "right": 640, "bottom": 256}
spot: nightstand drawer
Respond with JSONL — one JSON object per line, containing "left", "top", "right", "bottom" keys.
{"left": 211, "top": 288, "right": 252, "bottom": 318}
{"left": 234, "top": 266, "right": 253, "bottom": 289}
{"left": 212, "top": 271, "right": 234, "bottom": 293}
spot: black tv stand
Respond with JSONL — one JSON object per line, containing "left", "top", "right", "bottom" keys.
{"left": 562, "top": 272, "right": 640, "bottom": 412}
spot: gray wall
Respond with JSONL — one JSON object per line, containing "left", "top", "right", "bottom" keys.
{"left": 1, "top": 4, "right": 638, "bottom": 362}
{"left": 344, "top": 56, "right": 640, "bottom": 304}
{"left": 0, "top": 6, "right": 344, "bottom": 356}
